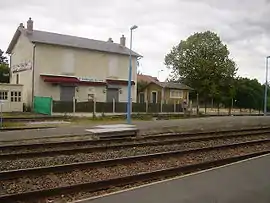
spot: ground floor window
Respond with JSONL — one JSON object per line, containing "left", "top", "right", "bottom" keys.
{"left": 139, "top": 92, "right": 145, "bottom": 103}
{"left": 0, "top": 91, "right": 8, "bottom": 100}
{"left": 11, "top": 91, "right": 21, "bottom": 102}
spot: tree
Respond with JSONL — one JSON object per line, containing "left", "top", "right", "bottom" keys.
{"left": 165, "top": 31, "right": 237, "bottom": 108}
{"left": 0, "top": 49, "right": 9, "bottom": 83}
{"left": 233, "top": 77, "right": 264, "bottom": 111}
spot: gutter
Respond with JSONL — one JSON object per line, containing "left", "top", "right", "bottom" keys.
{"left": 31, "top": 44, "right": 36, "bottom": 110}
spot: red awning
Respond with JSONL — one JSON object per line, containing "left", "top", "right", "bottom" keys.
{"left": 106, "top": 79, "right": 135, "bottom": 86}
{"left": 41, "top": 75, "right": 106, "bottom": 86}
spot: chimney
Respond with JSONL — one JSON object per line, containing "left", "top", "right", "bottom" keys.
{"left": 27, "top": 17, "right": 33, "bottom": 33}
{"left": 19, "top": 23, "right": 24, "bottom": 29}
{"left": 120, "top": 35, "right": 126, "bottom": 46}
{"left": 108, "top": 37, "right": 114, "bottom": 43}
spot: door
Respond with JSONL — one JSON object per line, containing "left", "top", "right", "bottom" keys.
{"left": 139, "top": 92, "right": 145, "bottom": 103}
{"left": 151, "top": 91, "right": 157, "bottom": 103}
{"left": 106, "top": 88, "right": 119, "bottom": 102}
{"left": 60, "top": 86, "right": 75, "bottom": 101}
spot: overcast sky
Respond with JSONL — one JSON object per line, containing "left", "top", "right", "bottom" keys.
{"left": 1, "top": 0, "right": 270, "bottom": 83}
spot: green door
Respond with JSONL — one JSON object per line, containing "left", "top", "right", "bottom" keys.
{"left": 33, "top": 96, "right": 52, "bottom": 115}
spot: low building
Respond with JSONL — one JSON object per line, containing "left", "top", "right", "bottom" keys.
{"left": 138, "top": 79, "right": 192, "bottom": 105}
{"left": 0, "top": 84, "right": 23, "bottom": 112}
{"left": 6, "top": 18, "right": 142, "bottom": 108}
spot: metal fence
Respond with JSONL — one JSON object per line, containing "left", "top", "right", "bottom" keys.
{"left": 52, "top": 101, "right": 183, "bottom": 113}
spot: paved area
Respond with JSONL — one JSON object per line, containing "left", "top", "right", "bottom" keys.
{"left": 76, "top": 154, "right": 270, "bottom": 203}
{"left": 1, "top": 116, "right": 270, "bottom": 143}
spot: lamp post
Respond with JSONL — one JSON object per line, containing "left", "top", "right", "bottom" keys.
{"left": 157, "top": 70, "right": 164, "bottom": 81}
{"left": 264, "top": 56, "right": 270, "bottom": 116}
{"left": 127, "top": 25, "right": 138, "bottom": 124}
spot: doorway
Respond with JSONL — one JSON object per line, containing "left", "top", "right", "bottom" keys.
{"left": 60, "top": 86, "right": 75, "bottom": 101}
{"left": 151, "top": 91, "right": 157, "bottom": 103}
{"left": 106, "top": 88, "right": 119, "bottom": 102}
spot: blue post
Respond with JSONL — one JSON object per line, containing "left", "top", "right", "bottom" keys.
{"left": 127, "top": 29, "right": 133, "bottom": 124}
{"left": 264, "top": 57, "right": 269, "bottom": 116}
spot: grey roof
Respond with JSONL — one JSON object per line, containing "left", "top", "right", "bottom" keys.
{"left": 7, "top": 28, "right": 141, "bottom": 57}
{"left": 153, "top": 81, "right": 193, "bottom": 90}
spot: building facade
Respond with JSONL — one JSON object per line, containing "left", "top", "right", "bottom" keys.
{"left": 137, "top": 75, "right": 192, "bottom": 105}
{"left": 7, "top": 18, "right": 141, "bottom": 107}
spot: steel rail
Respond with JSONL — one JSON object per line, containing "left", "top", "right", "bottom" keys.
{"left": 1, "top": 130, "right": 270, "bottom": 160}
{"left": 0, "top": 150, "right": 269, "bottom": 202}
{"left": 0, "top": 139, "right": 269, "bottom": 181}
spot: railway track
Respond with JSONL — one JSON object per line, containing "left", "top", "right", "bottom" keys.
{"left": 0, "top": 139, "right": 269, "bottom": 202}
{"left": 1, "top": 126, "right": 270, "bottom": 160}
{"left": 1, "top": 133, "right": 269, "bottom": 171}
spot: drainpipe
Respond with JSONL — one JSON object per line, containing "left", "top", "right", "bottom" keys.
{"left": 9, "top": 54, "right": 12, "bottom": 83}
{"left": 31, "top": 44, "right": 36, "bottom": 110}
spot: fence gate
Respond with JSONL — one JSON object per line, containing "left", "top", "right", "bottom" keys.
{"left": 33, "top": 96, "right": 52, "bottom": 115}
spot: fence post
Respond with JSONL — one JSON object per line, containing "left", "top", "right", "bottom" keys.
{"left": 73, "top": 97, "right": 76, "bottom": 115}
{"left": 112, "top": 98, "right": 115, "bottom": 113}
{"left": 93, "top": 98, "right": 96, "bottom": 115}
{"left": 50, "top": 97, "right": 53, "bottom": 116}
{"left": 160, "top": 101, "right": 163, "bottom": 113}
{"left": 174, "top": 101, "right": 176, "bottom": 113}
{"left": 146, "top": 101, "right": 148, "bottom": 113}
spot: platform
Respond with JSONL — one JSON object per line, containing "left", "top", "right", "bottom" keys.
{"left": 75, "top": 154, "right": 270, "bottom": 203}
{"left": 85, "top": 124, "right": 138, "bottom": 138}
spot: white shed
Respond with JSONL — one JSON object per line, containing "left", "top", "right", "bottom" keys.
{"left": 0, "top": 84, "right": 23, "bottom": 112}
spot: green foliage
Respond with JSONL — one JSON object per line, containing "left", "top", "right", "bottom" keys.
{"left": 233, "top": 77, "right": 264, "bottom": 110}
{"left": 165, "top": 31, "right": 237, "bottom": 102}
{"left": 137, "top": 81, "right": 148, "bottom": 93}
{"left": 0, "top": 49, "right": 9, "bottom": 83}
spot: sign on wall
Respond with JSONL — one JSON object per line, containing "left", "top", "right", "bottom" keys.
{"left": 11, "top": 61, "right": 32, "bottom": 73}
{"left": 77, "top": 77, "right": 105, "bottom": 83}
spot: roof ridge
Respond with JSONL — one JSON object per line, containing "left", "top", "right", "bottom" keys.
{"left": 32, "top": 29, "right": 119, "bottom": 45}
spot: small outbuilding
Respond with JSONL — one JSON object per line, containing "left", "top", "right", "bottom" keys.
{"left": 0, "top": 84, "right": 23, "bottom": 112}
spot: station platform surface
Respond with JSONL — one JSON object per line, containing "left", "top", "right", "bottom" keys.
{"left": 1, "top": 116, "right": 270, "bottom": 143}
{"left": 76, "top": 154, "right": 270, "bottom": 203}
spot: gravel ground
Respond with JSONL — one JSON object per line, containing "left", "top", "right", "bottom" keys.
{"left": 1, "top": 143, "right": 270, "bottom": 200}
{"left": 0, "top": 135, "right": 269, "bottom": 171}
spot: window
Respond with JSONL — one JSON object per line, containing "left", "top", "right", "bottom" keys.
{"left": 11, "top": 91, "right": 21, "bottom": 102}
{"left": 0, "top": 91, "right": 8, "bottom": 100}
{"left": 170, "top": 90, "right": 183, "bottom": 98}
{"left": 139, "top": 92, "right": 145, "bottom": 103}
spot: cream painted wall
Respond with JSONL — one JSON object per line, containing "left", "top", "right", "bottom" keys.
{"left": 34, "top": 43, "right": 137, "bottom": 102}
{"left": 119, "top": 86, "right": 136, "bottom": 102}
{"left": 10, "top": 33, "right": 33, "bottom": 105}
{"left": 35, "top": 44, "right": 137, "bottom": 80}
{"left": 0, "top": 84, "right": 23, "bottom": 112}
{"left": 75, "top": 86, "right": 106, "bottom": 102}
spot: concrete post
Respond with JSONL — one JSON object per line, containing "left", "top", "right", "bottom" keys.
{"left": 112, "top": 98, "right": 115, "bottom": 113}
{"left": 93, "top": 97, "right": 96, "bottom": 115}
{"left": 50, "top": 96, "right": 53, "bottom": 116}
{"left": 146, "top": 100, "right": 148, "bottom": 113}
{"left": 73, "top": 97, "right": 76, "bottom": 115}
{"left": 174, "top": 101, "right": 176, "bottom": 113}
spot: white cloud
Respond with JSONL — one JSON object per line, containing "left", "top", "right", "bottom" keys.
{"left": 1, "top": 0, "right": 270, "bottom": 82}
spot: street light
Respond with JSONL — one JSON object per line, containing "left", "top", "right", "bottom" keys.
{"left": 264, "top": 56, "right": 270, "bottom": 116}
{"left": 127, "top": 25, "right": 138, "bottom": 124}
{"left": 157, "top": 70, "right": 164, "bottom": 81}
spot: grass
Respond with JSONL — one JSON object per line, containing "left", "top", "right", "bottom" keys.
{"left": 1, "top": 122, "right": 26, "bottom": 128}
{"left": 2, "top": 112, "right": 46, "bottom": 118}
